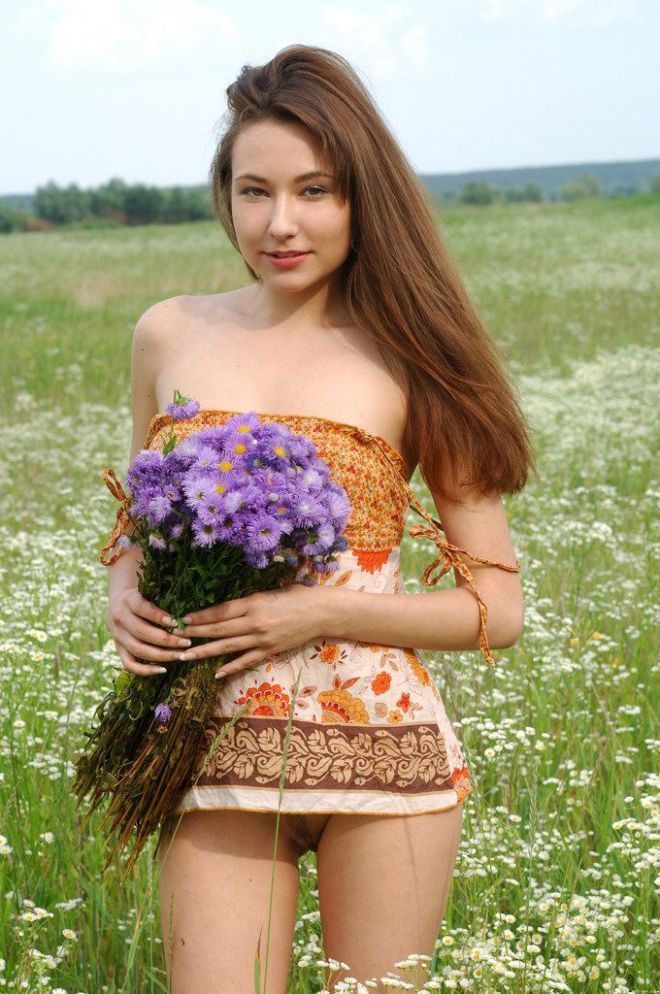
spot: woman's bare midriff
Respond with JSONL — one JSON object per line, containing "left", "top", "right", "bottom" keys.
{"left": 153, "top": 289, "right": 414, "bottom": 477}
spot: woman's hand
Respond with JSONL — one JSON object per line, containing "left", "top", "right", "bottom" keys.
{"left": 175, "top": 582, "right": 329, "bottom": 680}
{"left": 105, "top": 587, "right": 193, "bottom": 677}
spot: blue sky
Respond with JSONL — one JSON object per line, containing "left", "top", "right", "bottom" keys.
{"left": 2, "top": 0, "right": 658, "bottom": 195}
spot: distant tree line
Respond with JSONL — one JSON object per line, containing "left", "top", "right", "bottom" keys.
{"left": 1, "top": 171, "right": 660, "bottom": 234}
{"left": 448, "top": 171, "right": 660, "bottom": 207}
{"left": 0, "top": 177, "right": 213, "bottom": 233}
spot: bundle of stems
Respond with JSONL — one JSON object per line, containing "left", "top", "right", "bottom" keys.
{"left": 73, "top": 539, "right": 293, "bottom": 875}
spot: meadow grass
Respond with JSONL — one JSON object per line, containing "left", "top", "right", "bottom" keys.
{"left": 0, "top": 197, "right": 658, "bottom": 992}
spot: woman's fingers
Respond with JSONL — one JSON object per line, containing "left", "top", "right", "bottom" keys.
{"left": 114, "top": 627, "right": 182, "bottom": 665}
{"left": 107, "top": 589, "right": 183, "bottom": 677}
{"left": 215, "top": 650, "right": 265, "bottom": 680}
{"left": 127, "top": 612, "right": 192, "bottom": 650}
{"left": 115, "top": 642, "right": 168, "bottom": 677}
{"left": 127, "top": 588, "right": 180, "bottom": 630}
{"left": 178, "top": 633, "right": 258, "bottom": 663}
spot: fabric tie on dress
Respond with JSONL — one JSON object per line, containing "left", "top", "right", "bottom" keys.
{"left": 406, "top": 498, "right": 521, "bottom": 668}
{"left": 98, "top": 468, "right": 136, "bottom": 566}
{"left": 364, "top": 432, "right": 522, "bottom": 669}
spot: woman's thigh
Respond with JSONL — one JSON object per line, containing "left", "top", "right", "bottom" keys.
{"left": 156, "top": 809, "right": 301, "bottom": 994}
{"left": 316, "top": 802, "right": 464, "bottom": 992}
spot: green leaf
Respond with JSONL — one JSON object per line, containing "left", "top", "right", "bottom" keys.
{"left": 114, "top": 670, "right": 132, "bottom": 695}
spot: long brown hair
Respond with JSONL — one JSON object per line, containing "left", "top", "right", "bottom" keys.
{"left": 209, "top": 44, "right": 537, "bottom": 503}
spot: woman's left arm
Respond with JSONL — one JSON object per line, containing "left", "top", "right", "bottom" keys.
{"left": 175, "top": 488, "right": 523, "bottom": 678}
{"left": 321, "top": 487, "right": 524, "bottom": 653}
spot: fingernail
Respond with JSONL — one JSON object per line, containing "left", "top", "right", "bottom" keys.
{"left": 155, "top": 667, "right": 168, "bottom": 674}
{"left": 182, "top": 615, "right": 193, "bottom": 624}
{"left": 162, "top": 616, "right": 174, "bottom": 626}
{"left": 178, "top": 638, "right": 192, "bottom": 647}
{"left": 214, "top": 670, "right": 227, "bottom": 679}
{"left": 179, "top": 652, "right": 195, "bottom": 661}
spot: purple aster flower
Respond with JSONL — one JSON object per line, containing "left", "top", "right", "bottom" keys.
{"left": 299, "top": 466, "right": 326, "bottom": 490}
{"left": 292, "top": 493, "right": 326, "bottom": 529}
{"left": 220, "top": 487, "right": 248, "bottom": 513}
{"left": 182, "top": 471, "right": 226, "bottom": 512}
{"left": 164, "top": 450, "right": 195, "bottom": 477}
{"left": 245, "top": 548, "right": 270, "bottom": 569}
{"left": 189, "top": 442, "right": 224, "bottom": 470}
{"left": 133, "top": 485, "right": 166, "bottom": 522}
{"left": 162, "top": 481, "right": 183, "bottom": 503}
{"left": 244, "top": 510, "right": 285, "bottom": 553}
{"left": 224, "top": 411, "right": 262, "bottom": 434}
{"left": 147, "top": 492, "right": 176, "bottom": 525}
{"left": 196, "top": 491, "right": 226, "bottom": 525}
{"left": 165, "top": 392, "right": 201, "bottom": 421}
{"left": 238, "top": 481, "right": 274, "bottom": 513}
{"left": 315, "top": 520, "right": 337, "bottom": 550}
{"left": 175, "top": 436, "right": 207, "bottom": 460}
{"left": 154, "top": 703, "right": 172, "bottom": 724}
{"left": 191, "top": 517, "right": 222, "bottom": 549}
{"left": 326, "top": 487, "right": 352, "bottom": 521}
{"left": 213, "top": 515, "right": 242, "bottom": 543}
{"left": 288, "top": 435, "right": 318, "bottom": 462}
{"left": 126, "top": 450, "right": 165, "bottom": 493}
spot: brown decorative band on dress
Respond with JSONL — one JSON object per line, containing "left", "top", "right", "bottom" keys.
{"left": 193, "top": 712, "right": 469, "bottom": 797}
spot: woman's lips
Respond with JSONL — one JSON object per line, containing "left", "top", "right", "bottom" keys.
{"left": 265, "top": 252, "right": 310, "bottom": 268}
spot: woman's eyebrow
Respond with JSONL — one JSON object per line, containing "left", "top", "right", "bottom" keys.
{"left": 234, "top": 170, "right": 334, "bottom": 184}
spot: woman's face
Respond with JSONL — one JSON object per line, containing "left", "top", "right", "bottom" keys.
{"left": 230, "top": 118, "right": 352, "bottom": 290}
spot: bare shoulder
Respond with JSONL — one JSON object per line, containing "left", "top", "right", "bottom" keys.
{"left": 134, "top": 293, "right": 195, "bottom": 344}
{"left": 132, "top": 292, "right": 231, "bottom": 365}
{"left": 136, "top": 290, "right": 247, "bottom": 344}
{"left": 128, "top": 295, "right": 203, "bottom": 459}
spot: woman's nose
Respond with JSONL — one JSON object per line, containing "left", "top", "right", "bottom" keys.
{"left": 267, "top": 196, "right": 299, "bottom": 237}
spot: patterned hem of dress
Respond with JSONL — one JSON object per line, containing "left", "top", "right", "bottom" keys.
{"left": 189, "top": 712, "right": 472, "bottom": 794}
{"left": 173, "top": 784, "right": 469, "bottom": 817}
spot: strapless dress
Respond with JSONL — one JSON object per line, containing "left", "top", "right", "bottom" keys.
{"left": 99, "top": 409, "right": 520, "bottom": 818}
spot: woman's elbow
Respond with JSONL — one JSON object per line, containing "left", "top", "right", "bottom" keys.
{"left": 494, "top": 601, "right": 525, "bottom": 649}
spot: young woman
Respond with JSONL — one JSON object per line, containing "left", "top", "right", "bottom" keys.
{"left": 102, "top": 44, "right": 534, "bottom": 994}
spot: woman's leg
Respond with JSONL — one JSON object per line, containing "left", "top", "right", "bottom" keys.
{"left": 156, "top": 809, "right": 302, "bottom": 994}
{"left": 316, "top": 802, "right": 464, "bottom": 991}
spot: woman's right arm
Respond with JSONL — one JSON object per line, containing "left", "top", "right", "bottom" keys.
{"left": 104, "top": 298, "right": 192, "bottom": 676}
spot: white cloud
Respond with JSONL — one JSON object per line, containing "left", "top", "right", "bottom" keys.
{"left": 14, "top": 0, "right": 238, "bottom": 74}
{"left": 480, "top": 0, "right": 647, "bottom": 27}
{"left": 321, "top": 4, "right": 432, "bottom": 81}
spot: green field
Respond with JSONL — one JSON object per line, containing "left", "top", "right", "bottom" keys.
{"left": 0, "top": 197, "right": 658, "bottom": 993}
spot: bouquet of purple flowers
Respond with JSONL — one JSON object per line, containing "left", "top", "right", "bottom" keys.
{"left": 73, "top": 391, "right": 351, "bottom": 875}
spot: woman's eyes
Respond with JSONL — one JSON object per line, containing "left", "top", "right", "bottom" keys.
{"left": 241, "top": 186, "right": 328, "bottom": 199}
